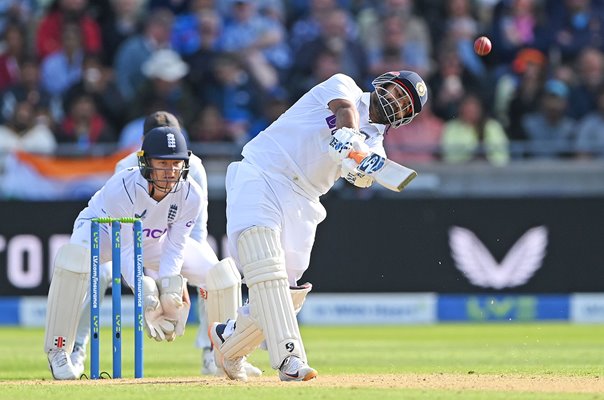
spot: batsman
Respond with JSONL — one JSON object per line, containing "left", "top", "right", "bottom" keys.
{"left": 210, "top": 70, "right": 428, "bottom": 381}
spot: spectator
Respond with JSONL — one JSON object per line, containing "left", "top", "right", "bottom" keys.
{"left": 0, "top": 58, "right": 59, "bottom": 127}
{"left": 170, "top": 0, "right": 217, "bottom": 56}
{"left": 148, "top": 0, "right": 191, "bottom": 15}
{"left": 442, "top": 0, "right": 485, "bottom": 77}
{"left": 291, "top": 7, "right": 368, "bottom": 90}
{"left": 0, "top": 0, "right": 36, "bottom": 37}
{"left": 428, "top": 39, "right": 486, "bottom": 120}
{"left": 220, "top": 0, "right": 291, "bottom": 90}
{"left": 567, "top": 47, "right": 604, "bottom": 119}
{"left": 489, "top": 0, "right": 548, "bottom": 66}
{"left": 184, "top": 9, "right": 223, "bottom": 99}
{"left": 127, "top": 49, "right": 198, "bottom": 130}
{"left": 441, "top": 92, "right": 510, "bottom": 165}
{"left": 384, "top": 100, "right": 444, "bottom": 164}
{"left": 574, "top": 84, "right": 604, "bottom": 158}
{"left": 188, "top": 105, "right": 231, "bottom": 142}
{"left": 36, "top": 0, "right": 102, "bottom": 60}
{"left": 0, "top": 98, "right": 56, "bottom": 155}
{"left": 546, "top": 0, "right": 604, "bottom": 63}
{"left": 63, "top": 54, "right": 125, "bottom": 131}
{"left": 100, "top": 0, "right": 145, "bottom": 66}
{"left": 113, "top": 8, "right": 174, "bottom": 101}
{"left": 522, "top": 79, "right": 576, "bottom": 158}
{"left": 289, "top": 0, "right": 355, "bottom": 53}
{"left": 493, "top": 47, "right": 547, "bottom": 140}
{"left": 248, "top": 89, "right": 289, "bottom": 139}
{"left": 357, "top": 0, "right": 432, "bottom": 66}
{"left": 40, "top": 22, "right": 85, "bottom": 97}
{"left": 367, "top": 14, "right": 431, "bottom": 79}
{"left": 205, "top": 52, "right": 263, "bottom": 145}
{"left": 55, "top": 92, "right": 115, "bottom": 152}
{"left": 288, "top": 48, "right": 342, "bottom": 101}
{"left": 0, "top": 23, "right": 27, "bottom": 92}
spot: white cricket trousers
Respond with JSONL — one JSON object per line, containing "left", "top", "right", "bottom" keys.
{"left": 225, "top": 160, "right": 326, "bottom": 286}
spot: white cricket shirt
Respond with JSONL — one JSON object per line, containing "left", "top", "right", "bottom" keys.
{"left": 242, "top": 73, "right": 386, "bottom": 197}
{"left": 77, "top": 168, "right": 202, "bottom": 281}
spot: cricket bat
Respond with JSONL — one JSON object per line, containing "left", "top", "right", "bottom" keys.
{"left": 349, "top": 151, "right": 417, "bottom": 192}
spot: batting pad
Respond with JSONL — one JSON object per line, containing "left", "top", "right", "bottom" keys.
{"left": 74, "top": 262, "right": 112, "bottom": 346}
{"left": 44, "top": 244, "right": 90, "bottom": 353}
{"left": 238, "top": 226, "right": 304, "bottom": 369}
{"left": 221, "top": 283, "right": 312, "bottom": 362}
{"left": 205, "top": 257, "right": 242, "bottom": 325}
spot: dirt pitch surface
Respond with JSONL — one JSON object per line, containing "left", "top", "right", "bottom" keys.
{"left": 4, "top": 374, "right": 604, "bottom": 393}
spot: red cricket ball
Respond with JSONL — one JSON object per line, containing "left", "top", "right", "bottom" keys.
{"left": 474, "top": 36, "right": 492, "bottom": 56}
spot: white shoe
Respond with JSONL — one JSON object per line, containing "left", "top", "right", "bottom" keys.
{"left": 70, "top": 344, "right": 86, "bottom": 377}
{"left": 201, "top": 347, "right": 217, "bottom": 375}
{"left": 48, "top": 349, "right": 78, "bottom": 380}
{"left": 243, "top": 358, "right": 262, "bottom": 377}
{"left": 278, "top": 356, "right": 317, "bottom": 382}
{"left": 209, "top": 322, "right": 248, "bottom": 381}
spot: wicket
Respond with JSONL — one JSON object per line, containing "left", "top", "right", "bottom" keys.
{"left": 90, "top": 217, "right": 144, "bottom": 379}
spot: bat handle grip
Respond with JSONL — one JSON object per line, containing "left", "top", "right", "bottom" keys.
{"left": 348, "top": 150, "right": 368, "bottom": 164}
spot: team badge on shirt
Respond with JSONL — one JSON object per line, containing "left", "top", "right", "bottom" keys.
{"left": 167, "top": 204, "right": 178, "bottom": 223}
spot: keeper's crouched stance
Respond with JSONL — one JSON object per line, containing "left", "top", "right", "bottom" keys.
{"left": 43, "top": 127, "right": 262, "bottom": 380}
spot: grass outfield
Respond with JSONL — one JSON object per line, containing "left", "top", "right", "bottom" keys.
{"left": 1, "top": 324, "right": 603, "bottom": 399}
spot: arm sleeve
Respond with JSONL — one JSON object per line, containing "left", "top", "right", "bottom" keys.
{"left": 188, "top": 158, "right": 208, "bottom": 243}
{"left": 159, "top": 184, "right": 202, "bottom": 278}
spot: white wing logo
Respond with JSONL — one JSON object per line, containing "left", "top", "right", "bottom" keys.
{"left": 448, "top": 226, "right": 548, "bottom": 289}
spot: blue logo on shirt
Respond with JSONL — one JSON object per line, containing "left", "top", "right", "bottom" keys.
{"left": 325, "top": 115, "right": 336, "bottom": 129}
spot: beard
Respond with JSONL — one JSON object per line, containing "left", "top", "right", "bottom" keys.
{"left": 369, "top": 92, "right": 391, "bottom": 125}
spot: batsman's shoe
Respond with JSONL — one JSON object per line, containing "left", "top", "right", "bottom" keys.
{"left": 243, "top": 358, "right": 262, "bottom": 377}
{"left": 278, "top": 356, "right": 318, "bottom": 382}
{"left": 201, "top": 347, "right": 218, "bottom": 375}
{"left": 48, "top": 349, "right": 78, "bottom": 380}
{"left": 209, "top": 322, "right": 248, "bottom": 381}
{"left": 70, "top": 344, "right": 86, "bottom": 377}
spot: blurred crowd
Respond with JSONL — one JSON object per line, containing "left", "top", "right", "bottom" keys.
{"left": 1, "top": 0, "right": 604, "bottom": 166}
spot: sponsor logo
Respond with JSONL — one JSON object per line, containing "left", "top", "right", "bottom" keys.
{"left": 54, "top": 336, "right": 66, "bottom": 348}
{"left": 449, "top": 226, "right": 548, "bottom": 289}
{"left": 142, "top": 228, "right": 167, "bottom": 239}
{"left": 325, "top": 115, "right": 336, "bottom": 129}
{"left": 357, "top": 153, "right": 385, "bottom": 174}
{"left": 329, "top": 137, "right": 350, "bottom": 153}
{"left": 467, "top": 296, "right": 537, "bottom": 321}
{"left": 134, "top": 210, "right": 147, "bottom": 220}
{"left": 285, "top": 342, "right": 295, "bottom": 352}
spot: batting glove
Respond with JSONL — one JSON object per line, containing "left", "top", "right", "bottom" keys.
{"left": 328, "top": 127, "right": 366, "bottom": 163}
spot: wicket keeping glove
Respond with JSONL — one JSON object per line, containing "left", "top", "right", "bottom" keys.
{"left": 142, "top": 276, "right": 173, "bottom": 342}
{"left": 156, "top": 275, "right": 186, "bottom": 342}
